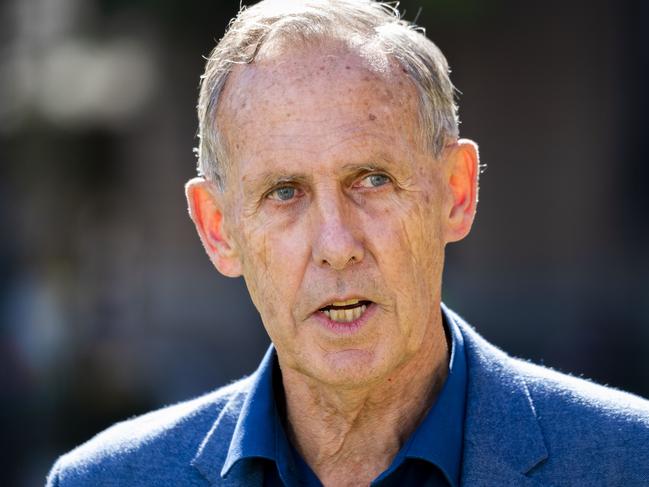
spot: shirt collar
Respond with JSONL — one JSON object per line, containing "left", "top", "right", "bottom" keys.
{"left": 402, "top": 306, "right": 468, "bottom": 487}
{"left": 221, "top": 346, "right": 277, "bottom": 476}
{"left": 222, "top": 305, "right": 468, "bottom": 486}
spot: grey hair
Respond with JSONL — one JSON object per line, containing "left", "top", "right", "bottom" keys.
{"left": 196, "top": 0, "right": 459, "bottom": 188}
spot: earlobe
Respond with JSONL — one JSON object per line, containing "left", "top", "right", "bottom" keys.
{"left": 185, "top": 177, "right": 242, "bottom": 277}
{"left": 445, "top": 139, "right": 479, "bottom": 243}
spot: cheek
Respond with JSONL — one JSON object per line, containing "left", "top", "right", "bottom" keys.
{"left": 239, "top": 218, "right": 309, "bottom": 320}
{"left": 364, "top": 191, "right": 443, "bottom": 266}
{"left": 361, "top": 192, "right": 444, "bottom": 314}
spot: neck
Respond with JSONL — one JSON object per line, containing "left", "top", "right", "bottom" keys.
{"left": 279, "top": 312, "right": 449, "bottom": 486}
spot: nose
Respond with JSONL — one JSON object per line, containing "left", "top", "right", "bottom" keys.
{"left": 311, "top": 192, "right": 365, "bottom": 270}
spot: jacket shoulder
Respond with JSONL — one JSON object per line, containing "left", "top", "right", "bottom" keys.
{"left": 514, "top": 357, "right": 649, "bottom": 430}
{"left": 512, "top": 357, "right": 649, "bottom": 480}
{"left": 451, "top": 307, "right": 649, "bottom": 485}
{"left": 46, "top": 377, "right": 252, "bottom": 486}
{"left": 451, "top": 307, "right": 649, "bottom": 440}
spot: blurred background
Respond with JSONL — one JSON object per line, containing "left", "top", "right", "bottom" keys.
{"left": 1, "top": 0, "right": 648, "bottom": 485}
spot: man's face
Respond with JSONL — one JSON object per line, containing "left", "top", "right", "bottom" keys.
{"left": 202, "top": 47, "right": 469, "bottom": 387}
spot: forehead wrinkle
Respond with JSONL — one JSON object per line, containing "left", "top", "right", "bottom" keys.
{"left": 262, "top": 116, "right": 404, "bottom": 137}
{"left": 235, "top": 119, "right": 371, "bottom": 143}
{"left": 250, "top": 131, "right": 400, "bottom": 158}
{"left": 226, "top": 103, "right": 412, "bottom": 167}
{"left": 237, "top": 123, "right": 411, "bottom": 176}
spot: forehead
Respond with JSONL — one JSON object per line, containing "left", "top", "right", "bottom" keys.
{"left": 217, "top": 45, "right": 423, "bottom": 178}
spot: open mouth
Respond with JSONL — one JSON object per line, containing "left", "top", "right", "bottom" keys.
{"left": 319, "top": 299, "right": 372, "bottom": 323}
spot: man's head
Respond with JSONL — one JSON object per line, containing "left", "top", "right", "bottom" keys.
{"left": 186, "top": 0, "right": 479, "bottom": 389}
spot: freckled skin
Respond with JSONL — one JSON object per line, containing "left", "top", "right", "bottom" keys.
{"left": 217, "top": 47, "right": 450, "bottom": 387}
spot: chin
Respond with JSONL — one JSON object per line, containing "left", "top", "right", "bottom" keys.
{"left": 309, "top": 348, "right": 396, "bottom": 388}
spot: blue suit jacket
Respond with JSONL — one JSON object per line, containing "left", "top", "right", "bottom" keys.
{"left": 47, "top": 307, "right": 649, "bottom": 486}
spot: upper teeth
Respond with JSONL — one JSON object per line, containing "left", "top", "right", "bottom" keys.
{"left": 322, "top": 303, "right": 367, "bottom": 323}
{"left": 331, "top": 299, "right": 360, "bottom": 306}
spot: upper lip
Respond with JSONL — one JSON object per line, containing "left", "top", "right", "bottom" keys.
{"left": 313, "top": 296, "right": 372, "bottom": 313}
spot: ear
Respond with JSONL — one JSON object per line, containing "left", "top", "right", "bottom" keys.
{"left": 185, "top": 177, "right": 242, "bottom": 277}
{"left": 443, "top": 139, "right": 480, "bottom": 243}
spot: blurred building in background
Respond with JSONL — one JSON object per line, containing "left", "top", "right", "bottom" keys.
{"left": 1, "top": 0, "right": 648, "bottom": 485}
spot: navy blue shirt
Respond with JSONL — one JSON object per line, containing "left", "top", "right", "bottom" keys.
{"left": 221, "top": 312, "right": 468, "bottom": 486}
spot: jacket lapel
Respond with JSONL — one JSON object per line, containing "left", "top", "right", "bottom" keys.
{"left": 447, "top": 308, "right": 550, "bottom": 486}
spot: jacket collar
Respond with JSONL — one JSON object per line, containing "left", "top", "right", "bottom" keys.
{"left": 190, "top": 381, "right": 261, "bottom": 486}
{"left": 192, "top": 305, "right": 552, "bottom": 486}
{"left": 444, "top": 305, "right": 550, "bottom": 486}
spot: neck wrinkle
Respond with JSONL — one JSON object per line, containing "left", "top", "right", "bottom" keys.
{"left": 279, "top": 310, "right": 449, "bottom": 482}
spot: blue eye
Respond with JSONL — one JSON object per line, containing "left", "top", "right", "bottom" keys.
{"left": 269, "top": 186, "right": 296, "bottom": 201}
{"left": 360, "top": 173, "right": 390, "bottom": 188}
{"left": 369, "top": 174, "right": 389, "bottom": 186}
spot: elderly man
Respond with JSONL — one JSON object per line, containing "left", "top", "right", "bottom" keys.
{"left": 48, "top": 0, "right": 649, "bottom": 486}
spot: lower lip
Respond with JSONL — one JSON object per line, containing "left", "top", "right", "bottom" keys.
{"left": 312, "top": 302, "right": 377, "bottom": 335}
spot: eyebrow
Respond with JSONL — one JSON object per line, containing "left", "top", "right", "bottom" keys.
{"left": 242, "top": 154, "right": 400, "bottom": 195}
{"left": 244, "top": 172, "right": 311, "bottom": 197}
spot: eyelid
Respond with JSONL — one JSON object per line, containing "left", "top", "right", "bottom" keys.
{"left": 265, "top": 183, "right": 303, "bottom": 202}
{"left": 354, "top": 171, "right": 393, "bottom": 188}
